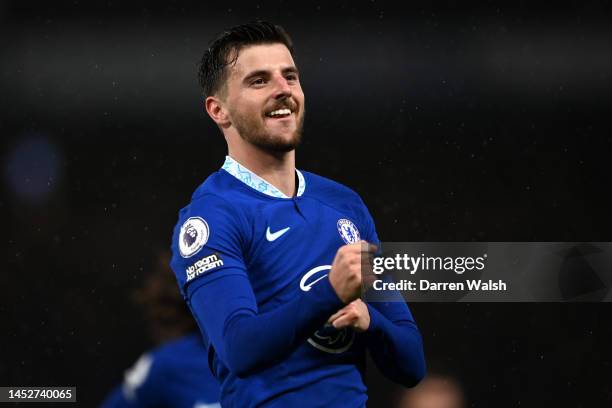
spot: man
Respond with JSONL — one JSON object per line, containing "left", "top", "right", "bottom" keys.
{"left": 101, "top": 252, "right": 220, "bottom": 408}
{"left": 170, "top": 21, "right": 425, "bottom": 407}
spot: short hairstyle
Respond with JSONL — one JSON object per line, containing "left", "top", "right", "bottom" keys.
{"left": 198, "top": 21, "right": 294, "bottom": 98}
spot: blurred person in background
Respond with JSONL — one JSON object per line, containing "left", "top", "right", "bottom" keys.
{"left": 396, "top": 374, "right": 466, "bottom": 408}
{"left": 100, "top": 251, "right": 220, "bottom": 408}
{"left": 170, "top": 21, "right": 425, "bottom": 407}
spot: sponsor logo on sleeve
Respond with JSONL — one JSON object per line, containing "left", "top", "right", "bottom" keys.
{"left": 186, "top": 253, "right": 224, "bottom": 282}
{"left": 337, "top": 218, "right": 361, "bottom": 244}
{"left": 179, "top": 217, "right": 209, "bottom": 258}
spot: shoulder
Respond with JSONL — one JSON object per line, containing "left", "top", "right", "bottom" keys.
{"left": 152, "top": 333, "right": 205, "bottom": 360}
{"left": 143, "top": 335, "right": 209, "bottom": 386}
{"left": 302, "top": 170, "right": 364, "bottom": 203}
{"left": 302, "top": 170, "right": 378, "bottom": 240}
{"left": 171, "top": 174, "right": 252, "bottom": 296}
{"left": 302, "top": 171, "right": 370, "bottom": 216}
{"left": 174, "top": 171, "right": 249, "bottom": 237}
{"left": 147, "top": 334, "right": 218, "bottom": 393}
{"left": 186, "top": 170, "right": 244, "bottom": 211}
{"left": 117, "top": 336, "right": 206, "bottom": 402}
{"left": 191, "top": 170, "right": 242, "bottom": 201}
{"left": 178, "top": 170, "right": 261, "bottom": 223}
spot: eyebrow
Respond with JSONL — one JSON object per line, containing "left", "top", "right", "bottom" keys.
{"left": 242, "top": 66, "right": 300, "bottom": 84}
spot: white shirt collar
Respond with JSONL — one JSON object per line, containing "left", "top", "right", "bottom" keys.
{"left": 221, "top": 155, "right": 306, "bottom": 198}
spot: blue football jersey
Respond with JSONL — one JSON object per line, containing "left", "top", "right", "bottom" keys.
{"left": 100, "top": 333, "right": 220, "bottom": 408}
{"left": 170, "top": 156, "right": 425, "bottom": 408}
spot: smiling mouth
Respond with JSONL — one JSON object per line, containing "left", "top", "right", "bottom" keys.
{"left": 265, "top": 108, "right": 293, "bottom": 119}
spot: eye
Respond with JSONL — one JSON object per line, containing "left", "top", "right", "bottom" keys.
{"left": 251, "top": 78, "right": 266, "bottom": 86}
{"left": 285, "top": 73, "right": 298, "bottom": 81}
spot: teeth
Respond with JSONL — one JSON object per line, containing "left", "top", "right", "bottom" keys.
{"left": 268, "top": 109, "right": 292, "bottom": 117}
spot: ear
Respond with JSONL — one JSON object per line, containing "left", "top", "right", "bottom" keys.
{"left": 205, "top": 96, "right": 231, "bottom": 127}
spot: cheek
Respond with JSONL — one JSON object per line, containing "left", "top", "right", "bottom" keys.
{"left": 229, "top": 99, "right": 262, "bottom": 120}
{"left": 295, "top": 91, "right": 306, "bottom": 113}
{"left": 242, "top": 98, "right": 265, "bottom": 117}
{"left": 295, "top": 87, "right": 305, "bottom": 103}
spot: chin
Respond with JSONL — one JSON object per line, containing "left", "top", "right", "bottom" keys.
{"left": 259, "top": 132, "right": 301, "bottom": 153}
{"left": 269, "top": 137, "right": 301, "bottom": 152}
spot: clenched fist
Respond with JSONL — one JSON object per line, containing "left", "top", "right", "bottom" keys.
{"left": 328, "top": 241, "right": 377, "bottom": 303}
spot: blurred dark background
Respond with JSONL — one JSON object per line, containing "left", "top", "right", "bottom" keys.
{"left": 2, "top": 1, "right": 612, "bottom": 406}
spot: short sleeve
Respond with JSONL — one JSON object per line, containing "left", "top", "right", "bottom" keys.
{"left": 170, "top": 193, "right": 249, "bottom": 299}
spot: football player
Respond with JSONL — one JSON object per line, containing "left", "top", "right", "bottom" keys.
{"left": 170, "top": 21, "right": 426, "bottom": 407}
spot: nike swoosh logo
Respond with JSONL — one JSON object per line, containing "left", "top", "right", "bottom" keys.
{"left": 266, "top": 226, "right": 290, "bottom": 242}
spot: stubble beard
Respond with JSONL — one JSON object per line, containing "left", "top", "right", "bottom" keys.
{"left": 231, "top": 108, "right": 305, "bottom": 153}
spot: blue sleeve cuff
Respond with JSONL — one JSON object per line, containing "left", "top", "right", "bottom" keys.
{"left": 365, "top": 302, "right": 386, "bottom": 333}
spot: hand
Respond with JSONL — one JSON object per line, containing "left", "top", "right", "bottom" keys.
{"left": 328, "top": 299, "right": 371, "bottom": 332}
{"left": 328, "top": 241, "right": 377, "bottom": 303}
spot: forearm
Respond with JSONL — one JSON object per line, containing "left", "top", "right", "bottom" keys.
{"left": 190, "top": 273, "right": 344, "bottom": 377}
{"left": 366, "top": 303, "right": 426, "bottom": 387}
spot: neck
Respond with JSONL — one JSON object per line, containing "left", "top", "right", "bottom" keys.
{"left": 227, "top": 142, "right": 296, "bottom": 198}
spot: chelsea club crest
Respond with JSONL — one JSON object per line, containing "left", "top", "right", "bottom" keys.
{"left": 337, "top": 219, "right": 360, "bottom": 244}
{"left": 179, "top": 217, "right": 209, "bottom": 258}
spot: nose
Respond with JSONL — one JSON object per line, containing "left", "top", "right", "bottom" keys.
{"left": 272, "top": 73, "right": 292, "bottom": 99}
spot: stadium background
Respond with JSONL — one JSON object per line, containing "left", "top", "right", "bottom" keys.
{"left": 1, "top": 1, "right": 612, "bottom": 406}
